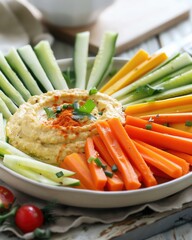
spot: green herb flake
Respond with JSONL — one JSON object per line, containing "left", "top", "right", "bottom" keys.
{"left": 88, "top": 156, "right": 96, "bottom": 163}
{"left": 44, "top": 107, "right": 56, "bottom": 119}
{"left": 56, "top": 171, "right": 64, "bottom": 178}
{"left": 94, "top": 158, "right": 103, "bottom": 167}
{"left": 79, "top": 99, "right": 96, "bottom": 114}
{"left": 98, "top": 111, "right": 103, "bottom": 116}
{"left": 104, "top": 170, "right": 113, "bottom": 178}
{"left": 185, "top": 120, "right": 192, "bottom": 127}
{"left": 145, "top": 124, "right": 152, "bottom": 130}
{"left": 56, "top": 106, "right": 62, "bottom": 114}
{"left": 111, "top": 164, "right": 118, "bottom": 172}
{"left": 89, "top": 87, "right": 98, "bottom": 95}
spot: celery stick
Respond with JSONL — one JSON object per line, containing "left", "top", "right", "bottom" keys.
{"left": 0, "top": 98, "right": 12, "bottom": 119}
{"left": 34, "top": 41, "right": 68, "bottom": 90}
{"left": 74, "top": 31, "right": 90, "bottom": 89}
{"left": 86, "top": 31, "right": 118, "bottom": 90}
{"left": 0, "top": 90, "right": 18, "bottom": 114}
{"left": 0, "top": 72, "right": 25, "bottom": 106}
{"left": 0, "top": 113, "right": 6, "bottom": 142}
{"left": 0, "top": 140, "right": 31, "bottom": 157}
{"left": 124, "top": 85, "right": 192, "bottom": 107}
{"left": 0, "top": 51, "right": 31, "bottom": 101}
{"left": 6, "top": 48, "right": 42, "bottom": 96}
{"left": 18, "top": 45, "right": 54, "bottom": 92}
{"left": 112, "top": 52, "right": 192, "bottom": 100}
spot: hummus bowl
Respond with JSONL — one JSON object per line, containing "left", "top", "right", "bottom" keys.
{"left": 1, "top": 58, "right": 192, "bottom": 208}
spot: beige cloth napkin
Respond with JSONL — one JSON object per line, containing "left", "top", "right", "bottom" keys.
{"left": 0, "top": 0, "right": 53, "bottom": 54}
{"left": 0, "top": 179, "right": 191, "bottom": 239}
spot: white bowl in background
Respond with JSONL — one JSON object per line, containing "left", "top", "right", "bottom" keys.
{"left": 27, "top": 0, "right": 115, "bottom": 27}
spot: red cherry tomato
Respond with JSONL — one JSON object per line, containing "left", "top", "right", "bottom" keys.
{"left": 0, "top": 186, "right": 15, "bottom": 211}
{"left": 15, "top": 205, "right": 44, "bottom": 233}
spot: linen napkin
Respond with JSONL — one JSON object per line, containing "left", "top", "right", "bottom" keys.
{"left": 0, "top": 0, "right": 53, "bottom": 54}
{"left": 0, "top": 179, "right": 191, "bottom": 240}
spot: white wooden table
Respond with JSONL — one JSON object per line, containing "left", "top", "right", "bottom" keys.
{"left": 50, "top": 5, "right": 192, "bottom": 240}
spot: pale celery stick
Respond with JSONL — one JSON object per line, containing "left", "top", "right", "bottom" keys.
{"left": 18, "top": 45, "right": 54, "bottom": 92}
{"left": 0, "top": 90, "right": 18, "bottom": 114}
{"left": 0, "top": 51, "right": 31, "bottom": 101}
{"left": 0, "top": 71, "right": 25, "bottom": 106}
{"left": 6, "top": 48, "right": 42, "bottom": 96}
{"left": 34, "top": 41, "right": 68, "bottom": 90}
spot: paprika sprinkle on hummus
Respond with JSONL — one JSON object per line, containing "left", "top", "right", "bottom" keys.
{"left": 6, "top": 89, "right": 125, "bottom": 164}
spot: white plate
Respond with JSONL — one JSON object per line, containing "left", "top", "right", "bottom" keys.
{"left": 1, "top": 58, "right": 192, "bottom": 208}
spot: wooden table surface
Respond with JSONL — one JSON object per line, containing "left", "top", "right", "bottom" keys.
{"left": 50, "top": 1, "right": 192, "bottom": 240}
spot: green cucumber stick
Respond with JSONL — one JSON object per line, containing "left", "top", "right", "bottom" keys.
{"left": 6, "top": 48, "right": 42, "bottom": 96}
{"left": 18, "top": 45, "right": 54, "bottom": 92}
{"left": 0, "top": 98, "right": 12, "bottom": 119}
{"left": 0, "top": 51, "right": 31, "bottom": 101}
{"left": 0, "top": 90, "right": 18, "bottom": 114}
{"left": 34, "top": 41, "right": 68, "bottom": 90}
{"left": 0, "top": 113, "right": 6, "bottom": 141}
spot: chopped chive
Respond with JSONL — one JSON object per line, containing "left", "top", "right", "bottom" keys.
{"left": 98, "top": 111, "right": 103, "bottom": 116}
{"left": 94, "top": 157, "right": 103, "bottom": 167}
{"left": 88, "top": 156, "right": 95, "bottom": 163}
{"left": 56, "top": 106, "right": 62, "bottom": 113}
{"left": 145, "top": 124, "right": 152, "bottom": 130}
{"left": 185, "top": 120, "right": 192, "bottom": 127}
{"left": 44, "top": 107, "right": 56, "bottom": 119}
{"left": 111, "top": 164, "right": 118, "bottom": 172}
{"left": 104, "top": 170, "right": 113, "bottom": 178}
{"left": 56, "top": 171, "right": 64, "bottom": 178}
{"left": 79, "top": 99, "right": 96, "bottom": 114}
{"left": 89, "top": 87, "right": 98, "bottom": 95}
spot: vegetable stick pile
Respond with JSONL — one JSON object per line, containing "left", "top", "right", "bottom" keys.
{"left": 59, "top": 116, "right": 192, "bottom": 191}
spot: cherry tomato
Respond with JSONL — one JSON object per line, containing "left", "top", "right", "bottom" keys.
{"left": 15, "top": 205, "right": 44, "bottom": 233}
{"left": 0, "top": 186, "right": 15, "bottom": 212}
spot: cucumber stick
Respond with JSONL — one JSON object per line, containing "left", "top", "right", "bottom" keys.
{"left": 0, "top": 71, "right": 25, "bottom": 106}
{"left": 0, "top": 90, "right": 18, "bottom": 114}
{"left": 18, "top": 45, "right": 54, "bottom": 92}
{"left": 0, "top": 140, "right": 31, "bottom": 158}
{"left": 6, "top": 48, "right": 42, "bottom": 96}
{"left": 0, "top": 52, "right": 31, "bottom": 101}
{"left": 86, "top": 31, "right": 118, "bottom": 90}
{"left": 0, "top": 99, "right": 12, "bottom": 119}
{"left": 34, "top": 41, "right": 68, "bottom": 90}
{"left": 74, "top": 31, "right": 90, "bottom": 89}
{"left": 112, "top": 52, "right": 192, "bottom": 100}
{"left": 3, "top": 155, "right": 80, "bottom": 186}
{"left": 0, "top": 113, "right": 6, "bottom": 141}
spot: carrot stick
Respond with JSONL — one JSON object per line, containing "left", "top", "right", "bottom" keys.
{"left": 60, "top": 153, "right": 96, "bottom": 190}
{"left": 96, "top": 121, "right": 141, "bottom": 190}
{"left": 99, "top": 158, "right": 124, "bottom": 191}
{"left": 92, "top": 135, "right": 115, "bottom": 167}
{"left": 126, "top": 115, "right": 192, "bottom": 139}
{"left": 140, "top": 113, "right": 192, "bottom": 124}
{"left": 148, "top": 165, "right": 172, "bottom": 180}
{"left": 108, "top": 118, "right": 157, "bottom": 187}
{"left": 100, "top": 49, "right": 149, "bottom": 93}
{"left": 125, "top": 125, "right": 192, "bottom": 155}
{"left": 168, "top": 122, "right": 192, "bottom": 133}
{"left": 104, "top": 52, "right": 167, "bottom": 95}
{"left": 125, "top": 95, "right": 192, "bottom": 116}
{"left": 133, "top": 140, "right": 183, "bottom": 179}
{"left": 135, "top": 140, "right": 189, "bottom": 175}
{"left": 166, "top": 150, "right": 192, "bottom": 166}
{"left": 85, "top": 137, "right": 107, "bottom": 190}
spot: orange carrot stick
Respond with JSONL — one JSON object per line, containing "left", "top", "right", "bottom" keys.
{"left": 85, "top": 137, "right": 107, "bottom": 190}
{"left": 135, "top": 140, "right": 189, "bottom": 175}
{"left": 166, "top": 150, "right": 192, "bottom": 166}
{"left": 148, "top": 165, "right": 172, "bottom": 180}
{"left": 60, "top": 153, "right": 96, "bottom": 190}
{"left": 96, "top": 121, "right": 141, "bottom": 190}
{"left": 92, "top": 135, "right": 115, "bottom": 167}
{"left": 125, "top": 124, "right": 192, "bottom": 155}
{"left": 140, "top": 113, "right": 192, "bottom": 124}
{"left": 133, "top": 140, "right": 183, "bottom": 179}
{"left": 108, "top": 118, "right": 157, "bottom": 187}
{"left": 126, "top": 115, "right": 192, "bottom": 139}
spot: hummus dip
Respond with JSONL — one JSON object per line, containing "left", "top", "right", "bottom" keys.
{"left": 6, "top": 89, "right": 125, "bottom": 164}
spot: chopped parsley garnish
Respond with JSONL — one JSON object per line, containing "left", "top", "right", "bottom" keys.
{"left": 104, "top": 170, "right": 113, "bottom": 178}
{"left": 89, "top": 87, "right": 98, "bottom": 95}
{"left": 56, "top": 171, "right": 64, "bottom": 178}
{"left": 72, "top": 99, "right": 96, "bottom": 121}
{"left": 145, "top": 123, "right": 152, "bottom": 130}
{"left": 185, "top": 120, "right": 192, "bottom": 127}
{"left": 44, "top": 107, "right": 57, "bottom": 119}
{"left": 111, "top": 164, "right": 118, "bottom": 172}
